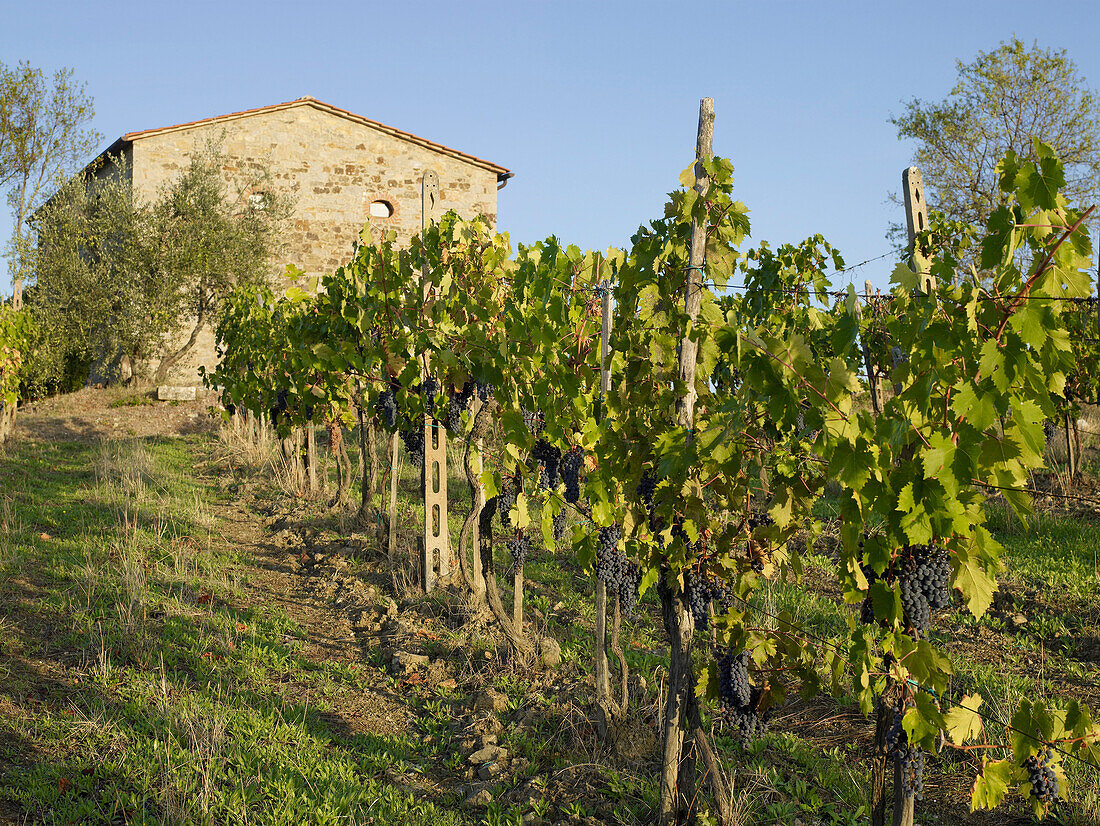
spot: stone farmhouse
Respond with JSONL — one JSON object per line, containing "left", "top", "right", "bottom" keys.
{"left": 86, "top": 96, "right": 511, "bottom": 383}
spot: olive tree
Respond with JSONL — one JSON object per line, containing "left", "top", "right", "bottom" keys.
{"left": 0, "top": 61, "right": 100, "bottom": 310}
{"left": 144, "top": 142, "right": 292, "bottom": 384}
{"left": 23, "top": 142, "right": 291, "bottom": 393}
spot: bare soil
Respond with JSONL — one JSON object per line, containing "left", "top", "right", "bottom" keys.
{"left": 14, "top": 386, "right": 219, "bottom": 443}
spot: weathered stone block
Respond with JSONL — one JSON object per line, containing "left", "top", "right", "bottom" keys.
{"left": 157, "top": 386, "right": 197, "bottom": 401}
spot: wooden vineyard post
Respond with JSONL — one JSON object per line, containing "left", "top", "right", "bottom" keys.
{"left": 595, "top": 276, "right": 612, "bottom": 710}
{"left": 420, "top": 169, "right": 450, "bottom": 592}
{"left": 1065, "top": 411, "right": 1078, "bottom": 478}
{"left": 387, "top": 431, "right": 401, "bottom": 566}
{"left": 862, "top": 280, "right": 882, "bottom": 415}
{"left": 469, "top": 397, "right": 487, "bottom": 603}
{"left": 875, "top": 166, "right": 933, "bottom": 826}
{"left": 306, "top": 422, "right": 318, "bottom": 494}
{"left": 903, "top": 167, "right": 935, "bottom": 294}
{"left": 658, "top": 96, "right": 713, "bottom": 826}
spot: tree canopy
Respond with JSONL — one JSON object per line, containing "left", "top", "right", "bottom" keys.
{"left": 0, "top": 61, "right": 100, "bottom": 309}
{"left": 22, "top": 142, "right": 292, "bottom": 395}
{"left": 892, "top": 38, "right": 1100, "bottom": 233}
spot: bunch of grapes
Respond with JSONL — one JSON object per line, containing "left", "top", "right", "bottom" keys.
{"left": 716, "top": 648, "right": 770, "bottom": 743}
{"left": 898, "top": 544, "right": 951, "bottom": 638}
{"left": 708, "top": 576, "right": 734, "bottom": 612}
{"left": 531, "top": 439, "right": 562, "bottom": 490}
{"left": 717, "top": 649, "right": 752, "bottom": 708}
{"left": 561, "top": 449, "right": 584, "bottom": 503}
{"left": 636, "top": 470, "right": 658, "bottom": 510}
{"left": 618, "top": 564, "right": 642, "bottom": 615}
{"left": 376, "top": 388, "right": 398, "bottom": 430}
{"left": 474, "top": 380, "right": 495, "bottom": 402}
{"left": 507, "top": 534, "right": 531, "bottom": 574}
{"left": 225, "top": 403, "right": 236, "bottom": 416}
{"left": 1024, "top": 748, "right": 1060, "bottom": 805}
{"left": 444, "top": 385, "right": 472, "bottom": 433}
{"left": 686, "top": 571, "right": 712, "bottom": 630}
{"left": 670, "top": 517, "right": 698, "bottom": 554}
{"left": 270, "top": 388, "right": 289, "bottom": 425}
{"left": 497, "top": 475, "right": 518, "bottom": 529}
{"left": 859, "top": 562, "right": 882, "bottom": 625}
{"left": 521, "top": 407, "right": 545, "bottom": 435}
{"left": 594, "top": 524, "right": 623, "bottom": 583}
{"left": 400, "top": 427, "right": 424, "bottom": 471}
{"left": 745, "top": 511, "right": 774, "bottom": 571}
{"left": 552, "top": 509, "right": 569, "bottom": 541}
{"left": 747, "top": 510, "right": 773, "bottom": 531}
{"left": 594, "top": 525, "right": 642, "bottom": 616}
{"left": 686, "top": 572, "right": 735, "bottom": 631}
{"left": 1043, "top": 419, "right": 1056, "bottom": 445}
{"left": 421, "top": 375, "right": 439, "bottom": 404}
{"left": 303, "top": 403, "right": 315, "bottom": 422}
{"left": 885, "top": 705, "right": 924, "bottom": 800}
{"left": 411, "top": 375, "right": 439, "bottom": 419}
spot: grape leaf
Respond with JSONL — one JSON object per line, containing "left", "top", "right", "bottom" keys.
{"left": 945, "top": 695, "right": 985, "bottom": 745}
{"left": 971, "top": 759, "right": 1012, "bottom": 810}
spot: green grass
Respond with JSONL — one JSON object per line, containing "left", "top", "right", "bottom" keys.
{"left": 4, "top": 416, "right": 1099, "bottom": 825}
{"left": 0, "top": 435, "right": 470, "bottom": 825}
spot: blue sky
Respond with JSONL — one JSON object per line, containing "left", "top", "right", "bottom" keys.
{"left": 3, "top": 0, "right": 1100, "bottom": 297}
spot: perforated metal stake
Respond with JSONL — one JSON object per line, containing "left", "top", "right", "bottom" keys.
{"left": 420, "top": 169, "right": 449, "bottom": 592}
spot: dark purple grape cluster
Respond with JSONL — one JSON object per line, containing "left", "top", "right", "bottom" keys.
{"left": 686, "top": 572, "right": 735, "bottom": 631}
{"left": 400, "top": 427, "right": 424, "bottom": 471}
{"left": 716, "top": 649, "right": 770, "bottom": 743}
{"left": 474, "top": 380, "right": 494, "bottom": 402}
{"left": 708, "top": 576, "right": 734, "bottom": 612}
{"left": 717, "top": 649, "right": 752, "bottom": 708}
{"left": 898, "top": 544, "right": 951, "bottom": 638}
{"left": 561, "top": 449, "right": 584, "bottom": 503}
{"left": 270, "top": 388, "right": 288, "bottom": 425}
{"left": 636, "top": 470, "right": 658, "bottom": 510}
{"left": 617, "top": 564, "right": 642, "bottom": 616}
{"left": 886, "top": 706, "right": 924, "bottom": 800}
{"left": 422, "top": 375, "right": 439, "bottom": 404}
{"left": 225, "top": 403, "right": 236, "bottom": 416}
{"left": 670, "top": 517, "right": 698, "bottom": 554}
{"left": 860, "top": 562, "right": 880, "bottom": 625}
{"left": 594, "top": 525, "right": 642, "bottom": 615}
{"left": 747, "top": 510, "right": 773, "bottom": 530}
{"left": 686, "top": 570, "right": 711, "bottom": 630}
{"left": 444, "top": 384, "right": 473, "bottom": 433}
{"left": 304, "top": 404, "right": 314, "bottom": 421}
{"left": 636, "top": 469, "right": 669, "bottom": 544}
{"left": 410, "top": 375, "right": 439, "bottom": 418}
{"left": 376, "top": 388, "right": 398, "bottom": 430}
{"left": 1024, "top": 748, "right": 1060, "bottom": 804}
{"left": 521, "top": 407, "right": 545, "bottom": 435}
{"left": 531, "top": 440, "right": 561, "bottom": 490}
{"left": 507, "top": 534, "right": 531, "bottom": 573}
{"left": 497, "top": 475, "right": 518, "bottom": 529}
{"left": 593, "top": 525, "right": 622, "bottom": 582}
{"left": 552, "top": 509, "right": 569, "bottom": 541}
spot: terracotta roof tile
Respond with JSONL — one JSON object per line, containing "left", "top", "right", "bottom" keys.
{"left": 117, "top": 96, "right": 509, "bottom": 175}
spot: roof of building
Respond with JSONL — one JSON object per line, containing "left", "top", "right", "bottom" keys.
{"left": 92, "top": 96, "right": 510, "bottom": 178}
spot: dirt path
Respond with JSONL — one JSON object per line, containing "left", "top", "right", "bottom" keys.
{"left": 210, "top": 499, "right": 415, "bottom": 741}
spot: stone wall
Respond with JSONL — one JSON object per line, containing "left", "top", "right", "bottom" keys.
{"left": 116, "top": 101, "right": 502, "bottom": 384}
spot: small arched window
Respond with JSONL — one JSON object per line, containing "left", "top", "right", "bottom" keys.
{"left": 369, "top": 199, "right": 394, "bottom": 219}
